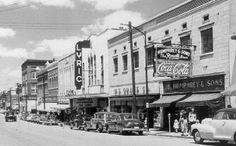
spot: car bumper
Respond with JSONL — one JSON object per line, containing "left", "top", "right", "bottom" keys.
{"left": 122, "top": 128, "right": 145, "bottom": 132}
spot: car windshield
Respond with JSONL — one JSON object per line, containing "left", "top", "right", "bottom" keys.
{"left": 121, "top": 114, "right": 138, "bottom": 120}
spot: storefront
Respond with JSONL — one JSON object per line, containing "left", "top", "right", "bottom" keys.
{"left": 151, "top": 73, "right": 226, "bottom": 130}
{"left": 70, "top": 95, "right": 108, "bottom": 115}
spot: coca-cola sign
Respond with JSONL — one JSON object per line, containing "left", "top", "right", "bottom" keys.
{"left": 155, "top": 61, "right": 191, "bottom": 77}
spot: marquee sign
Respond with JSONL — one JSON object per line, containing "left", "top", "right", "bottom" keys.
{"left": 154, "top": 45, "right": 192, "bottom": 78}
{"left": 75, "top": 40, "right": 90, "bottom": 90}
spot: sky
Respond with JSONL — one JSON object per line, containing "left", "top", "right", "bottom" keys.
{"left": 0, "top": 0, "right": 186, "bottom": 91}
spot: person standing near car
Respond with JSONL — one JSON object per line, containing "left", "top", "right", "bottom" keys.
{"left": 188, "top": 107, "right": 196, "bottom": 133}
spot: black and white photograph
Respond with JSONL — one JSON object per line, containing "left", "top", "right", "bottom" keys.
{"left": 1, "top": 0, "right": 236, "bottom": 145}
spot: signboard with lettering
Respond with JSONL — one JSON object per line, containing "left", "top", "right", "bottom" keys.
{"left": 154, "top": 45, "right": 192, "bottom": 78}
{"left": 163, "top": 74, "right": 225, "bottom": 93}
{"left": 156, "top": 61, "right": 191, "bottom": 77}
{"left": 72, "top": 98, "right": 97, "bottom": 108}
{"left": 156, "top": 46, "right": 191, "bottom": 61}
{"left": 75, "top": 40, "right": 90, "bottom": 89}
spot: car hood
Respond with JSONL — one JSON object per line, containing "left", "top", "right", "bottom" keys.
{"left": 122, "top": 119, "right": 143, "bottom": 125}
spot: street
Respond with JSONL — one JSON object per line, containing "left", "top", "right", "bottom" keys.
{"left": 0, "top": 114, "right": 233, "bottom": 146}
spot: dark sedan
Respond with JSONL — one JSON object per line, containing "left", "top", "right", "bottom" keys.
{"left": 107, "top": 113, "right": 145, "bottom": 135}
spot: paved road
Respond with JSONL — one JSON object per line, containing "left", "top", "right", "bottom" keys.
{"left": 0, "top": 114, "right": 233, "bottom": 146}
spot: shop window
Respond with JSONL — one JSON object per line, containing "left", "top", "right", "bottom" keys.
{"left": 180, "top": 35, "right": 191, "bottom": 47}
{"left": 201, "top": 28, "right": 213, "bottom": 54}
{"left": 113, "top": 57, "right": 118, "bottom": 73}
{"left": 122, "top": 54, "right": 128, "bottom": 71}
{"left": 133, "top": 51, "right": 139, "bottom": 69}
{"left": 147, "top": 47, "right": 154, "bottom": 66}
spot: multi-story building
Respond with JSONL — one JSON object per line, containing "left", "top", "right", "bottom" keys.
{"left": 36, "top": 61, "right": 58, "bottom": 111}
{"left": 108, "top": 0, "right": 236, "bottom": 129}
{"left": 70, "top": 31, "right": 110, "bottom": 115}
{"left": 5, "top": 89, "right": 18, "bottom": 110}
{"left": 21, "top": 59, "right": 52, "bottom": 112}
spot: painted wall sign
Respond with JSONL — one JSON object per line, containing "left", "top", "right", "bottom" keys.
{"left": 155, "top": 61, "right": 191, "bottom": 77}
{"left": 74, "top": 40, "right": 90, "bottom": 89}
{"left": 156, "top": 46, "right": 191, "bottom": 61}
{"left": 163, "top": 74, "right": 225, "bottom": 93}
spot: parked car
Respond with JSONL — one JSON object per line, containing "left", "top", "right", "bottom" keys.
{"left": 191, "top": 108, "right": 236, "bottom": 144}
{"left": 70, "top": 114, "right": 91, "bottom": 130}
{"left": 106, "top": 113, "right": 145, "bottom": 135}
{"left": 5, "top": 111, "right": 17, "bottom": 122}
{"left": 84, "top": 112, "right": 118, "bottom": 132}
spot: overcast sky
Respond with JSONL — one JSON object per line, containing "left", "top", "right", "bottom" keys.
{"left": 0, "top": 0, "right": 185, "bottom": 91}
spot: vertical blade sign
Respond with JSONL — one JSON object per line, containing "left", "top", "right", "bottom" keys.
{"left": 75, "top": 40, "right": 90, "bottom": 89}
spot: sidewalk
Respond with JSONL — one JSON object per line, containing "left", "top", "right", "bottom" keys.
{"left": 144, "top": 128, "right": 192, "bottom": 139}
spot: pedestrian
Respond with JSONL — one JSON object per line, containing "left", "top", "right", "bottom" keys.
{"left": 182, "top": 115, "right": 188, "bottom": 136}
{"left": 188, "top": 107, "right": 196, "bottom": 133}
{"left": 173, "top": 119, "right": 179, "bottom": 133}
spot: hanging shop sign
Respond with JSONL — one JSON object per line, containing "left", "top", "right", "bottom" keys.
{"left": 163, "top": 74, "right": 225, "bottom": 93}
{"left": 154, "top": 45, "right": 192, "bottom": 78}
{"left": 74, "top": 40, "right": 90, "bottom": 89}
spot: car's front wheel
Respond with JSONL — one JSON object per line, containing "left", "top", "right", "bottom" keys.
{"left": 193, "top": 130, "right": 204, "bottom": 144}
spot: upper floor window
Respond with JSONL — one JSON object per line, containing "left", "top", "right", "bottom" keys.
{"left": 113, "top": 57, "right": 118, "bottom": 73}
{"left": 133, "top": 51, "right": 139, "bottom": 68}
{"left": 203, "top": 14, "right": 209, "bottom": 23}
{"left": 31, "top": 72, "right": 36, "bottom": 79}
{"left": 163, "top": 41, "right": 171, "bottom": 46}
{"left": 182, "top": 23, "right": 187, "bottom": 30}
{"left": 122, "top": 55, "right": 128, "bottom": 71}
{"left": 165, "top": 30, "right": 169, "bottom": 36}
{"left": 147, "top": 47, "right": 154, "bottom": 66}
{"left": 31, "top": 83, "right": 37, "bottom": 94}
{"left": 201, "top": 28, "right": 213, "bottom": 54}
{"left": 180, "top": 35, "right": 191, "bottom": 47}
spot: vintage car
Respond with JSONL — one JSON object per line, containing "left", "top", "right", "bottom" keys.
{"left": 70, "top": 114, "right": 91, "bottom": 130}
{"left": 5, "top": 111, "right": 17, "bottom": 122}
{"left": 191, "top": 108, "right": 236, "bottom": 144}
{"left": 106, "top": 113, "right": 145, "bottom": 135}
{"left": 84, "top": 112, "right": 118, "bottom": 132}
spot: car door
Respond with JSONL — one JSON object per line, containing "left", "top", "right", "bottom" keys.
{"left": 210, "top": 111, "right": 226, "bottom": 138}
{"left": 222, "top": 111, "right": 236, "bottom": 139}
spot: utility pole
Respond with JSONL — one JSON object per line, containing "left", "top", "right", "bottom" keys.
{"left": 129, "top": 21, "right": 137, "bottom": 114}
{"left": 9, "top": 88, "right": 12, "bottom": 110}
{"left": 43, "top": 74, "right": 46, "bottom": 110}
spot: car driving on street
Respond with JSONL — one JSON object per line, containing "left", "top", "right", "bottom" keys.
{"left": 106, "top": 113, "right": 145, "bottom": 135}
{"left": 5, "top": 111, "right": 17, "bottom": 122}
{"left": 70, "top": 114, "right": 91, "bottom": 130}
{"left": 191, "top": 108, "right": 236, "bottom": 144}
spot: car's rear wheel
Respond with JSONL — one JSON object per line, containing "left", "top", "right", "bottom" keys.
{"left": 219, "top": 140, "right": 228, "bottom": 144}
{"left": 193, "top": 130, "right": 204, "bottom": 144}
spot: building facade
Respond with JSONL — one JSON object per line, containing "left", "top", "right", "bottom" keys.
{"left": 70, "top": 31, "right": 111, "bottom": 115}
{"left": 108, "top": 0, "right": 236, "bottom": 129}
{"left": 21, "top": 59, "right": 52, "bottom": 112}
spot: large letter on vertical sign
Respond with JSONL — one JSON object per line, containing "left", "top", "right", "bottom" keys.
{"left": 74, "top": 40, "right": 90, "bottom": 89}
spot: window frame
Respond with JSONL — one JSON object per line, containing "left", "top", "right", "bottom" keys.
{"left": 200, "top": 27, "right": 213, "bottom": 54}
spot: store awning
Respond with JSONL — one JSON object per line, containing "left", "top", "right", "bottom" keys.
{"left": 150, "top": 95, "right": 186, "bottom": 107}
{"left": 221, "top": 82, "right": 236, "bottom": 96}
{"left": 176, "top": 93, "right": 222, "bottom": 107}
{"left": 50, "top": 104, "right": 70, "bottom": 110}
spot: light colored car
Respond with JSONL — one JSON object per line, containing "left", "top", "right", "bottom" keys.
{"left": 191, "top": 108, "right": 236, "bottom": 144}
